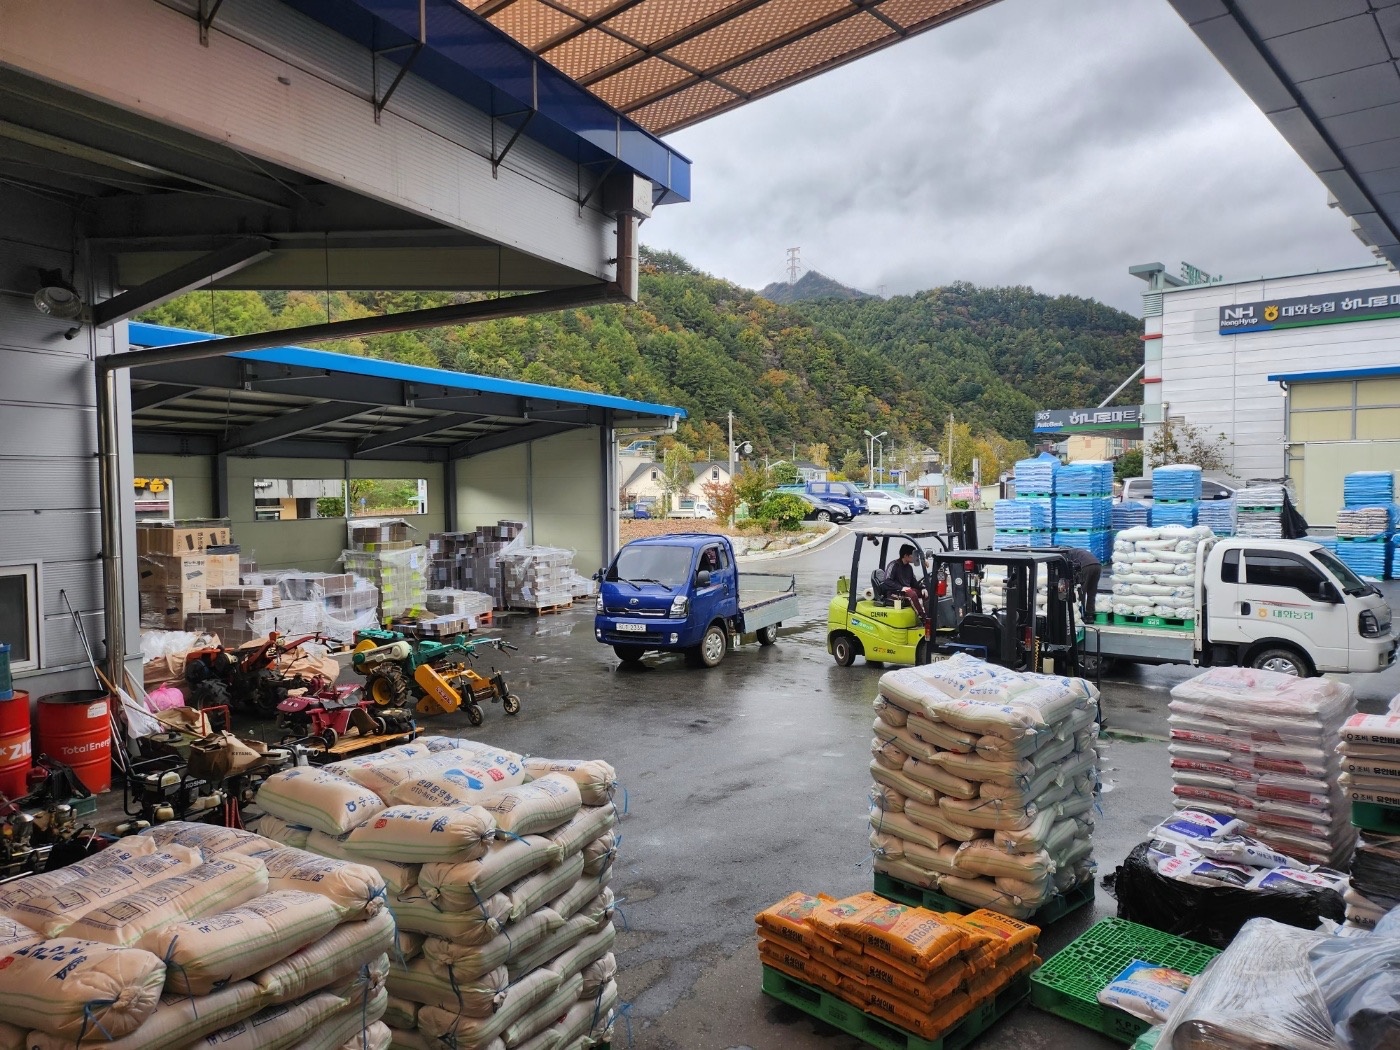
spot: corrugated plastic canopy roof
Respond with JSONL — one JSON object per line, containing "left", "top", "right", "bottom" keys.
{"left": 462, "top": 0, "right": 1002, "bottom": 134}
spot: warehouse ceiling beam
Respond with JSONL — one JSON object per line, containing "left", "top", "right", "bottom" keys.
{"left": 91, "top": 237, "right": 273, "bottom": 327}
{"left": 129, "top": 384, "right": 194, "bottom": 412}
{"left": 134, "top": 431, "right": 449, "bottom": 463}
{"left": 196, "top": 0, "right": 226, "bottom": 46}
{"left": 449, "top": 421, "right": 578, "bottom": 459}
{"left": 372, "top": 0, "right": 426, "bottom": 123}
{"left": 354, "top": 413, "right": 486, "bottom": 455}
{"left": 219, "top": 401, "right": 372, "bottom": 453}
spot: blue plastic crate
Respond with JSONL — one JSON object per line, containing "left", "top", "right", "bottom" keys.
{"left": 1152, "top": 465, "right": 1202, "bottom": 501}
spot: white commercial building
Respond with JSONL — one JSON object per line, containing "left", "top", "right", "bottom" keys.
{"left": 1133, "top": 262, "right": 1400, "bottom": 525}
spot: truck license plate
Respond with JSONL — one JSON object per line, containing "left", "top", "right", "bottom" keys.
{"left": 616, "top": 622, "right": 646, "bottom": 633}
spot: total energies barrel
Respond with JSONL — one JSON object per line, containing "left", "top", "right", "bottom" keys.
{"left": 36, "top": 689, "right": 111, "bottom": 793}
{"left": 0, "top": 689, "right": 30, "bottom": 799}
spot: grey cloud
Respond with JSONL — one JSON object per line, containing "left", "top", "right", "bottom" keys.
{"left": 648, "top": 0, "right": 1373, "bottom": 312}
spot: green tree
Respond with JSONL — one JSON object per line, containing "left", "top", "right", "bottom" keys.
{"left": 755, "top": 492, "right": 808, "bottom": 532}
{"left": 733, "top": 463, "right": 773, "bottom": 511}
{"left": 1144, "top": 421, "right": 1231, "bottom": 473}
{"left": 806, "top": 442, "right": 830, "bottom": 469}
{"left": 1114, "top": 447, "right": 1143, "bottom": 481}
{"left": 771, "top": 461, "right": 800, "bottom": 486}
{"left": 839, "top": 450, "right": 865, "bottom": 483}
{"left": 658, "top": 443, "right": 695, "bottom": 513}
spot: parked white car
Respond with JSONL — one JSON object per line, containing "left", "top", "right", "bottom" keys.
{"left": 861, "top": 489, "right": 920, "bottom": 514}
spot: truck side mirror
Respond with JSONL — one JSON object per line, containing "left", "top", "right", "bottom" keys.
{"left": 1318, "top": 581, "right": 1342, "bottom": 604}
{"left": 695, "top": 570, "right": 712, "bottom": 587}
{"left": 592, "top": 568, "right": 603, "bottom": 581}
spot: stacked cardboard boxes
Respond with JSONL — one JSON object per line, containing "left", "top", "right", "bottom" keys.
{"left": 342, "top": 522, "right": 428, "bottom": 622}
{"left": 501, "top": 546, "right": 574, "bottom": 611}
{"left": 136, "top": 520, "right": 236, "bottom": 630}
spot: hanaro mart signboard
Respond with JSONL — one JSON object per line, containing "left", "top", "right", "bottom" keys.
{"left": 1218, "top": 286, "right": 1400, "bottom": 334}
{"left": 1033, "top": 406, "right": 1142, "bottom": 433}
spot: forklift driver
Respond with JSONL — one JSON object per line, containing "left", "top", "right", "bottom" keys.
{"left": 883, "top": 544, "right": 920, "bottom": 600}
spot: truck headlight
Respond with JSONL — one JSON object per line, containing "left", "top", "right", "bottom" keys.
{"left": 669, "top": 595, "right": 689, "bottom": 617}
{"left": 595, "top": 595, "right": 603, "bottom": 613}
{"left": 1360, "top": 610, "right": 1381, "bottom": 637}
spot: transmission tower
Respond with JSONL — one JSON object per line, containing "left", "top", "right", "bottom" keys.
{"left": 786, "top": 247, "right": 801, "bottom": 285}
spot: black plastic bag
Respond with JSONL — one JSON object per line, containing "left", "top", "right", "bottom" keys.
{"left": 1104, "top": 842, "right": 1344, "bottom": 949}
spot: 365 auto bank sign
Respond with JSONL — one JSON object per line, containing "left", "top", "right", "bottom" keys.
{"left": 1219, "top": 285, "right": 1400, "bottom": 334}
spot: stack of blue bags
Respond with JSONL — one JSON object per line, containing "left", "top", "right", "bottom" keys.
{"left": 1053, "top": 497, "right": 1112, "bottom": 529}
{"left": 1111, "top": 502, "right": 1149, "bottom": 529}
{"left": 1197, "top": 499, "right": 1236, "bottom": 536}
{"left": 1152, "top": 502, "right": 1198, "bottom": 527}
{"left": 1053, "top": 530, "right": 1112, "bottom": 562}
{"left": 993, "top": 499, "right": 1051, "bottom": 549}
{"left": 1153, "top": 464, "right": 1203, "bottom": 501}
{"left": 1013, "top": 457, "right": 1058, "bottom": 495}
{"left": 1336, "top": 471, "right": 1398, "bottom": 580}
{"left": 1057, "top": 461, "right": 1114, "bottom": 496}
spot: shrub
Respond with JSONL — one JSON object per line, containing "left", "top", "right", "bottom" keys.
{"left": 952, "top": 498, "right": 971, "bottom": 509}
{"left": 755, "top": 492, "right": 809, "bottom": 532}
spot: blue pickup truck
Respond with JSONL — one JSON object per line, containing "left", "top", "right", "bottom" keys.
{"left": 594, "top": 534, "right": 799, "bottom": 667}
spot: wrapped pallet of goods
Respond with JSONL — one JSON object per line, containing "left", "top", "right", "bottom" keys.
{"left": 0, "top": 821, "right": 392, "bottom": 1050}
{"left": 1168, "top": 667, "right": 1357, "bottom": 867}
{"left": 756, "top": 890, "right": 1040, "bottom": 1045}
{"left": 253, "top": 735, "right": 625, "bottom": 1050}
{"left": 868, "top": 653, "right": 1101, "bottom": 922}
{"left": 1109, "top": 525, "right": 1213, "bottom": 625}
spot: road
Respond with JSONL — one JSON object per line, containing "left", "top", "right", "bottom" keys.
{"left": 443, "top": 520, "right": 1395, "bottom": 1050}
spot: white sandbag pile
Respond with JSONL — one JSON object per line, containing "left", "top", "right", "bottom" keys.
{"left": 0, "top": 820, "right": 393, "bottom": 1050}
{"left": 1168, "top": 666, "right": 1357, "bottom": 867}
{"left": 254, "top": 735, "right": 624, "bottom": 1050}
{"left": 868, "top": 653, "right": 1101, "bottom": 919}
{"left": 1109, "top": 525, "right": 1214, "bottom": 620}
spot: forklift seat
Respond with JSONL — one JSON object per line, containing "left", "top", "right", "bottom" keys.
{"left": 870, "top": 569, "right": 892, "bottom": 606}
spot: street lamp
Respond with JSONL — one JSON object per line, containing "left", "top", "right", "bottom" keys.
{"left": 727, "top": 410, "right": 753, "bottom": 525}
{"left": 863, "top": 429, "right": 886, "bottom": 487}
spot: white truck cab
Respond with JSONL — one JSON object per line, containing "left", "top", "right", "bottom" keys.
{"left": 1087, "top": 536, "right": 1395, "bottom": 677}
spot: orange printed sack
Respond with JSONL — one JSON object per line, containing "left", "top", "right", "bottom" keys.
{"left": 965, "top": 948, "right": 1036, "bottom": 1004}
{"left": 949, "top": 909, "right": 1039, "bottom": 963}
{"left": 862, "top": 984, "right": 972, "bottom": 1041}
{"left": 837, "top": 900, "right": 968, "bottom": 972}
{"left": 806, "top": 891, "right": 885, "bottom": 947}
{"left": 859, "top": 954, "right": 965, "bottom": 1013}
{"left": 758, "top": 940, "right": 843, "bottom": 994}
{"left": 755, "top": 892, "right": 825, "bottom": 949}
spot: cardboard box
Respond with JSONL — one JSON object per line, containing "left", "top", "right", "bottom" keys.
{"left": 138, "top": 554, "right": 207, "bottom": 593}
{"left": 138, "top": 522, "right": 232, "bottom": 554}
{"left": 204, "top": 553, "right": 241, "bottom": 589}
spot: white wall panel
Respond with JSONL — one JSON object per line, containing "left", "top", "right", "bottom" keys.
{"left": 530, "top": 429, "right": 604, "bottom": 574}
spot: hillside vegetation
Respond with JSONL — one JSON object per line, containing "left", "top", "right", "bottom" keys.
{"left": 138, "top": 247, "right": 1141, "bottom": 479}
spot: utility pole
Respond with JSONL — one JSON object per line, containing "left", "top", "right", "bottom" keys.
{"left": 947, "top": 412, "right": 955, "bottom": 490}
{"left": 727, "top": 410, "right": 735, "bottom": 526}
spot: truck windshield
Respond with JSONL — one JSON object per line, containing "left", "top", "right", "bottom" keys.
{"left": 1310, "top": 548, "right": 1371, "bottom": 596}
{"left": 608, "top": 545, "right": 693, "bottom": 590}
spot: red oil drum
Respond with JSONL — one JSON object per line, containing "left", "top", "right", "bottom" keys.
{"left": 0, "top": 689, "right": 30, "bottom": 799}
{"left": 36, "top": 689, "right": 111, "bottom": 793}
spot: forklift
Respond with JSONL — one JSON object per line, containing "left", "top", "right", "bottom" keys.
{"left": 826, "top": 526, "right": 952, "bottom": 668}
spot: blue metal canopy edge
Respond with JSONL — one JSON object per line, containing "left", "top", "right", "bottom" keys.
{"left": 128, "top": 321, "right": 686, "bottom": 421}
{"left": 1268, "top": 366, "right": 1400, "bottom": 384}
{"left": 277, "top": 0, "right": 690, "bottom": 204}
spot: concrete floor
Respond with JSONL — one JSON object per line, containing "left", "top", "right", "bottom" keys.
{"left": 385, "top": 525, "right": 1399, "bottom": 1050}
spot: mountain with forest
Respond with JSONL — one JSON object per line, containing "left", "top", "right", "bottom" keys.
{"left": 138, "top": 246, "right": 1142, "bottom": 481}
{"left": 760, "top": 270, "right": 873, "bottom": 303}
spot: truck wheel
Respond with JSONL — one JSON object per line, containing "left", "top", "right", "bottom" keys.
{"left": 698, "top": 624, "right": 728, "bottom": 668}
{"left": 1250, "top": 646, "right": 1312, "bottom": 677}
{"left": 613, "top": 645, "right": 646, "bottom": 665}
{"left": 757, "top": 625, "right": 779, "bottom": 646}
{"left": 367, "top": 665, "right": 410, "bottom": 706}
{"left": 815, "top": 510, "right": 831, "bottom": 522}
{"left": 831, "top": 634, "right": 858, "bottom": 667}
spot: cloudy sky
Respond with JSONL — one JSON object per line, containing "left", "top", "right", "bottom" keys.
{"left": 643, "top": 0, "right": 1375, "bottom": 313}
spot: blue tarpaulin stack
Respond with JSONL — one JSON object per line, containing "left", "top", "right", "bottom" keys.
{"left": 1014, "top": 456, "right": 1058, "bottom": 496}
{"left": 1053, "top": 497, "right": 1112, "bottom": 529}
{"left": 1197, "top": 499, "right": 1236, "bottom": 536}
{"left": 1057, "top": 461, "right": 1113, "bottom": 496}
{"left": 993, "top": 499, "right": 1051, "bottom": 549}
{"left": 1344, "top": 471, "right": 1395, "bottom": 506}
{"left": 1111, "top": 502, "right": 1149, "bottom": 529}
{"left": 1151, "top": 502, "right": 1198, "bottom": 527}
{"left": 1150, "top": 464, "right": 1202, "bottom": 529}
{"left": 1053, "top": 530, "right": 1112, "bottom": 561}
{"left": 1336, "top": 471, "right": 1398, "bottom": 579}
{"left": 1337, "top": 537, "right": 1390, "bottom": 578}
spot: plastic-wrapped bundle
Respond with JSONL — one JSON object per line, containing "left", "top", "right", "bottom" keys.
{"left": 1053, "top": 497, "right": 1111, "bottom": 529}
{"left": 1344, "top": 470, "right": 1395, "bottom": 508}
{"left": 1111, "top": 503, "right": 1149, "bottom": 529}
{"left": 1057, "top": 461, "right": 1113, "bottom": 496}
{"left": 1196, "top": 500, "right": 1235, "bottom": 537}
{"left": 1152, "top": 502, "right": 1198, "bottom": 528}
{"left": 1336, "top": 538, "right": 1389, "bottom": 579}
{"left": 1013, "top": 457, "right": 1058, "bottom": 495}
{"left": 993, "top": 500, "right": 1049, "bottom": 530}
{"left": 1238, "top": 484, "right": 1285, "bottom": 509}
{"left": 1153, "top": 465, "right": 1203, "bottom": 501}
{"left": 993, "top": 532, "right": 1050, "bottom": 550}
{"left": 1336, "top": 505, "right": 1394, "bottom": 538}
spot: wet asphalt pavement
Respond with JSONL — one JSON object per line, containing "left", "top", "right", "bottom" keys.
{"left": 399, "top": 522, "right": 1400, "bottom": 1050}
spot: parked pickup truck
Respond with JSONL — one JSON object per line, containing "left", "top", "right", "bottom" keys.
{"left": 1083, "top": 536, "right": 1395, "bottom": 677}
{"left": 594, "top": 534, "right": 799, "bottom": 667}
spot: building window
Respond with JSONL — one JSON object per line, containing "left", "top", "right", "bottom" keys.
{"left": 711, "top": 469, "right": 719, "bottom": 480}
{"left": 0, "top": 564, "right": 40, "bottom": 673}
{"left": 651, "top": 471, "right": 658, "bottom": 481}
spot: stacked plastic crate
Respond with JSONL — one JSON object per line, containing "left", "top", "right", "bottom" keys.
{"left": 1052, "top": 461, "right": 1112, "bottom": 561}
{"left": 1336, "top": 471, "right": 1396, "bottom": 580}
{"left": 992, "top": 499, "right": 1051, "bottom": 550}
{"left": 1012, "top": 458, "right": 1057, "bottom": 545}
{"left": 1149, "top": 465, "right": 1200, "bottom": 528}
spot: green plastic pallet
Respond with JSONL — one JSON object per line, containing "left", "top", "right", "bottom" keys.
{"left": 1029, "top": 918, "right": 1218, "bottom": 1044}
{"left": 1111, "top": 613, "right": 1194, "bottom": 632}
{"left": 874, "top": 872, "right": 1095, "bottom": 926}
{"left": 761, "top": 965, "right": 1030, "bottom": 1050}
{"left": 1351, "top": 800, "right": 1400, "bottom": 833}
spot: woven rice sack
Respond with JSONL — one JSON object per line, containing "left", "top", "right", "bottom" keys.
{"left": 0, "top": 916, "right": 40, "bottom": 953}
{"left": 387, "top": 958, "right": 508, "bottom": 1013}
{"left": 547, "top": 875, "right": 612, "bottom": 922}
{"left": 149, "top": 889, "right": 343, "bottom": 996}
{"left": 253, "top": 845, "right": 387, "bottom": 918}
{"left": 5, "top": 844, "right": 205, "bottom": 937}
{"left": 521, "top": 758, "right": 617, "bottom": 807}
{"left": 332, "top": 743, "right": 435, "bottom": 769}
{"left": 476, "top": 774, "right": 582, "bottom": 837}
{"left": 386, "top": 756, "right": 529, "bottom": 809}
{"left": 504, "top": 852, "right": 585, "bottom": 921}
{"left": 195, "top": 990, "right": 352, "bottom": 1050}
{"left": 545, "top": 804, "right": 617, "bottom": 859}
{"left": 422, "top": 907, "right": 562, "bottom": 982}
{"left": 305, "top": 831, "right": 419, "bottom": 900}
{"left": 579, "top": 951, "right": 617, "bottom": 1000}
{"left": 250, "top": 814, "right": 312, "bottom": 850}
{"left": 140, "top": 821, "right": 272, "bottom": 856}
{"left": 24, "top": 979, "right": 269, "bottom": 1050}
{"left": 388, "top": 892, "right": 512, "bottom": 942}
{"left": 252, "top": 906, "right": 396, "bottom": 1005}
{"left": 0, "top": 839, "right": 158, "bottom": 915}
{"left": 418, "top": 835, "right": 561, "bottom": 911}
{"left": 581, "top": 829, "right": 619, "bottom": 876}
{"left": 333, "top": 1020, "right": 392, "bottom": 1050}
{"left": 417, "top": 968, "right": 561, "bottom": 1046}
{"left": 502, "top": 973, "right": 584, "bottom": 1048}
{"left": 0, "top": 938, "right": 165, "bottom": 1040}
{"left": 339, "top": 804, "right": 496, "bottom": 864}
{"left": 257, "top": 768, "right": 388, "bottom": 835}
{"left": 382, "top": 995, "right": 418, "bottom": 1029}
{"left": 71, "top": 852, "right": 268, "bottom": 947}
{"left": 505, "top": 912, "right": 605, "bottom": 980}
{"left": 541, "top": 923, "right": 616, "bottom": 985}
{"left": 554, "top": 979, "right": 618, "bottom": 1047}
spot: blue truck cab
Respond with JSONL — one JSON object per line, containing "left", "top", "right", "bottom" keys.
{"left": 595, "top": 534, "right": 798, "bottom": 668}
{"left": 804, "top": 481, "right": 869, "bottom": 516}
